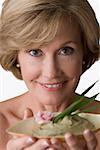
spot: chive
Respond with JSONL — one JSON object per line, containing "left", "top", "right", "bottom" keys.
{"left": 53, "top": 82, "right": 99, "bottom": 123}
{"left": 81, "top": 81, "right": 98, "bottom": 96}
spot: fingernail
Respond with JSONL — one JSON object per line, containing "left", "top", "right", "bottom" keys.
{"left": 65, "top": 133, "right": 74, "bottom": 145}
{"left": 84, "top": 129, "right": 90, "bottom": 134}
{"left": 50, "top": 138, "right": 58, "bottom": 144}
{"left": 26, "top": 138, "right": 34, "bottom": 144}
{"left": 84, "top": 129, "right": 92, "bottom": 138}
{"left": 43, "top": 141, "right": 50, "bottom": 148}
{"left": 65, "top": 133, "right": 73, "bottom": 140}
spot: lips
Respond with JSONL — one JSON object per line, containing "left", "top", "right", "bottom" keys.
{"left": 37, "top": 81, "right": 67, "bottom": 91}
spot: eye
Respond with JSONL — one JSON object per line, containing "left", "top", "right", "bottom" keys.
{"left": 29, "top": 49, "right": 42, "bottom": 57}
{"left": 58, "top": 47, "right": 74, "bottom": 56}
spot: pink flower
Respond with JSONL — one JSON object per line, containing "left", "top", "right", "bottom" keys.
{"left": 34, "top": 111, "right": 54, "bottom": 124}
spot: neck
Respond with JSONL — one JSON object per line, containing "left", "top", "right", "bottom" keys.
{"left": 26, "top": 92, "right": 76, "bottom": 113}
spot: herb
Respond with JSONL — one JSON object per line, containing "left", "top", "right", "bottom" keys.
{"left": 53, "top": 81, "right": 99, "bottom": 123}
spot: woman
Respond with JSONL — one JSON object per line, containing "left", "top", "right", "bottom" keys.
{"left": 0, "top": 0, "right": 100, "bottom": 149}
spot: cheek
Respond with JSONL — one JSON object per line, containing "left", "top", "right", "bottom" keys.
{"left": 61, "top": 57, "right": 83, "bottom": 77}
{"left": 20, "top": 61, "right": 41, "bottom": 81}
{"left": 71, "top": 60, "right": 83, "bottom": 76}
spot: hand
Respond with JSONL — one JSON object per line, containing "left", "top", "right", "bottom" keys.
{"left": 7, "top": 136, "right": 53, "bottom": 150}
{"left": 64, "top": 129, "right": 97, "bottom": 150}
{"left": 6, "top": 108, "right": 51, "bottom": 150}
{"left": 49, "top": 130, "right": 98, "bottom": 150}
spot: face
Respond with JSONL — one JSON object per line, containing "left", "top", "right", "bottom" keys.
{"left": 18, "top": 18, "right": 83, "bottom": 107}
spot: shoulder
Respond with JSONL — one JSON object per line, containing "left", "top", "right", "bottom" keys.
{"left": 0, "top": 95, "right": 24, "bottom": 148}
{"left": 0, "top": 97, "right": 17, "bottom": 126}
{"left": 0, "top": 92, "right": 28, "bottom": 113}
{"left": 0, "top": 91, "right": 29, "bottom": 123}
{"left": 0, "top": 95, "right": 22, "bottom": 123}
{"left": 0, "top": 110, "right": 9, "bottom": 148}
{"left": 84, "top": 99, "right": 100, "bottom": 114}
{"left": 96, "top": 130, "right": 100, "bottom": 150}
{"left": 0, "top": 97, "right": 17, "bottom": 116}
{"left": 0, "top": 111, "right": 8, "bottom": 127}
{"left": 75, "top": 94, "right": 100, "bottom": 113}
{"left": 0, "top": 110, "right": 8, "bottom": 131}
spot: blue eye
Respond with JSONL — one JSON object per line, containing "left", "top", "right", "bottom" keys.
{"left": 59, "top": 47, "right": 74, "bottom": 55}
{"left": 29, "top": 49, "right": 42, "bottom": 57}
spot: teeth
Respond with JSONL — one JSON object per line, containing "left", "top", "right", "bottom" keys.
{"left": 45, "top": 84, "right": 62, "bottom": 88}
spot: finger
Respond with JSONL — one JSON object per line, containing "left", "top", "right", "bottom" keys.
{"left": 50, "top": 138, "right": 66, "bottom": 150}
{"left": 7, "top": 136, "right": 35, "bottom": 150}
{"left": 26, "top": 139, "right": 50, "bottom": 150}
{"left": 23, "top": 108, "right": 33, "bottom": 120}
{"left": 46, "top": 148, "right": 56, "bottom": 150}
{"left": 83, "top": 129, "right": 97, "bottom": 150}
{"left": 65, "top": 133, "right": 84, "bottom": 150}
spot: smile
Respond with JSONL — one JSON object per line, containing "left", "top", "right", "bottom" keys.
{"left": 37, "top": 81, "right": 67, "bottom": 91}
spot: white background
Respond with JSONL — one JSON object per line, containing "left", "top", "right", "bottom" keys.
{"left": 0, "top": 0, "right": 100, "bottom": 102}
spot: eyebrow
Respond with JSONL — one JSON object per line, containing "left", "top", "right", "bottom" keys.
{"left": 28, "top": 40, "right": 81, "bottom": 51}
{"left": 61, "top": 41, "right": 80, "bottom": 47}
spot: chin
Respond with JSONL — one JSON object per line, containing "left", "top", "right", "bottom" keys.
{"left": 41, "top": 99, "right": 58, "bottom": 105}
{"left": 39, "top": 95, "right": 65, "bottom": 106}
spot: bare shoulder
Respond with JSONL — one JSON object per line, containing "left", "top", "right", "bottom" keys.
{"left": 0, "top": 92, "right": 27, "bottom": 122}
{"left": 75, "top": 94, "right": 100, "bottom": 113}
{"left": 91, "top": 100, "right": 100, "bottom": 149}
{"left": 0, "top": 107, "right": 9, "bottom": 149}
{"left": 0, "top": 94, "right": 27, "bottom": 149}
{"left": 0, "top": 98, "right": 17, "bottom": 143}
{"left": 75, "top": 94, "right": 100, "bottom": 149}
{"left": 0, "top": 98, "right": 15, "bottom": 122}
{"left": 85, "top": 99, "right": 100, "bottom": 113}
{"left": 0, "top": 96, "right": 19, "bottom": 119}
{"left": 96, "top": 130, "right": 100, "bottom": 150}
{"left": 0, "top": 110, "right": 8, "bottom": 130}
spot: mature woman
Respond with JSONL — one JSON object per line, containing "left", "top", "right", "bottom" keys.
{"left": 0, "top": 0, "right": 100, "bottom": 149}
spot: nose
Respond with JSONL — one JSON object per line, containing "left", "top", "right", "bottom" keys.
{"left": 42, "top": 56, "right": 62, "bottom": 79}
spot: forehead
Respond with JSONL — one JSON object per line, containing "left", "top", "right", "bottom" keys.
{"left": 55, "top": 17, "right": 82, "bottom": 44}
{"left": 39, "top": 17, "right": 82, "bottom": 50}
{"left": 23, "top": 17, "right": 82, "bottom": 50}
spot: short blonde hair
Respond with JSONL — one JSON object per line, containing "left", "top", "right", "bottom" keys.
{"left": 0, "top": 0, "right": 99, "bottom": 80}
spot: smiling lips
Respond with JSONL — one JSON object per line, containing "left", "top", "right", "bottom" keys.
{"left": 37, "top": 81, "right": 67, "bottom": 91}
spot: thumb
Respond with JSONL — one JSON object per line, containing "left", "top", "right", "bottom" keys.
{"left": 23, "top": 108, "right": 33, "bottom": 120}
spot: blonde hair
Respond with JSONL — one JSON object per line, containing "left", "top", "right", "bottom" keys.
{"left": 0, "top": 0, "right": 99, "bottom": 79}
